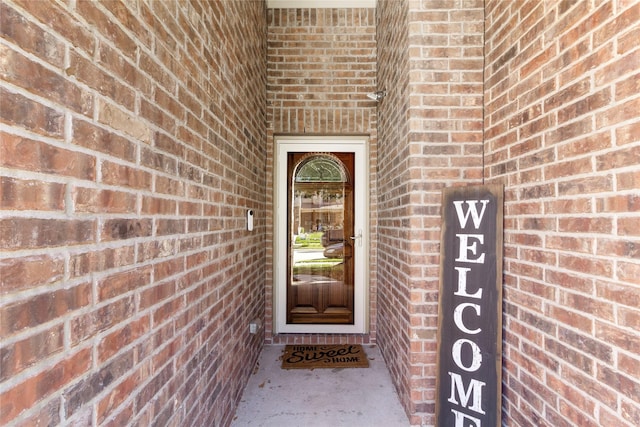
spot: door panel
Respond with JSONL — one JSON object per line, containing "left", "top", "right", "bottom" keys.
{"left": 286, "top": 152, "right": 354, "bottom": 324}
{"left": 275, "top": 136, "right": 368, "bottom": 334}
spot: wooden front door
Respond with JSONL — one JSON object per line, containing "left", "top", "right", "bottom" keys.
{"left": 286, "top": 152, "right": 355, "bottom": 324}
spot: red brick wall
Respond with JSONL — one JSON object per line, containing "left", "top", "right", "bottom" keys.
{"left": 375, "top": 0, "right": 412, "bottom": 419}
{"left": 0, "top": 1, "right": 266, "bottom": 426}
{"left": 485, "top": 1, "right": 640, "bottom": 425}
{"left": 265, "top": 7, "right": 378, "bottom": 345}
{"left": 376, "top": 0, "right": 485, "bottom": 425}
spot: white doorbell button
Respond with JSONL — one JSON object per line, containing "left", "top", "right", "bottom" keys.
{"left": 247, "top": 209, "right": 254, "bottom": 231}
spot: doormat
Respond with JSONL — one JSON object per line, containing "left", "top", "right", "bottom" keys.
{"left": 281, "top": 344, "right": 369, "bottom": 369}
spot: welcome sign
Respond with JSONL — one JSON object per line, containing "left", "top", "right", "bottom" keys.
{"left": 435, "top": 184, "right": 503, "bottom": 427}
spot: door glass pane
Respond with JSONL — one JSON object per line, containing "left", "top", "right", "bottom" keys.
{"left": 287, "top": 153, "right": 354, "bottom": 325}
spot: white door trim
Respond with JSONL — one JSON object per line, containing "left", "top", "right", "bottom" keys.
{"left": 274, "top": 136, "right": 369, "bottom": 334}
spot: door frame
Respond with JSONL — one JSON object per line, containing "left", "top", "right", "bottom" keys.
{"left": 274, "top": 136, "right": 369, "bottom": 334}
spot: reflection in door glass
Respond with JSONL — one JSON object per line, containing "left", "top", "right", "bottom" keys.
{"left": 287, "top": 153, "right": 354, "bottom": 324}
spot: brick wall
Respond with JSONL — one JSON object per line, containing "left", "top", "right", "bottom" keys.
{"left": 375, "top": 0, "right": 412, "bottom": 419}
{"left": 376, "top": 0, "right": 485, "bottom": 425}
{"left": 0, "top": 1, "right": 266, "bottom": 426}
{"left": 264, "top": 7, "right": 378, "bottom": 345}
{"left": 485, "top": 1, "right": 640, "bottom": 425}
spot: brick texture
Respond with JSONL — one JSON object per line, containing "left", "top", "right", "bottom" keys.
{"left": 2, "top": 0, "right": 639, "bottom": 426}
{"left": 264, "top": 7, "right": 378, "bottom": 345}
{"left": 377, "top": 0, "right": 639, "bottom": 425}
{"left": 376, "top": 0, "right": 485, "bottom": 425}
{"left": 376, "top": 0, "right": 413, "bottom": 420}
{"left": 0, "top": 1, "right": 266, "bottom": 426}
{"left": 484, "top": 1, "right": 640, "bottom": 426}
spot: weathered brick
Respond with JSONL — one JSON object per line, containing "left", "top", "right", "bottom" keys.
{"left": 618, "top": 21, "right": 640, "bottom": 55}
{"left": 70, "top": 296, "right": 135, "bottom": 344}
{"left": 561, "top": 291, "right": 614, "bottom": 322}
{"left": 0, "top": 324, "right": 64, "bottom": 381}
{"left": 73, "top": 186, "right": 137, "bottom": 213}
{"left": 11, "top": 0, "right": 96, "bottom": 54}
{"left": 560, "top": 326, "right": 613, "bottom": 364}
{"left": 558, "top": 216, "right": 613, "bottom": 234}
{"left": 67, "top": 49, "right": 135, "bottom": 111}
{"left": 101, "top": 218, "right": 152, "bottom": 241}
{"left": 557, "top": 132, "right": 611, "bottom": 160}
{"left": 561, "top": 363, "right": 619, "bottom": 409}
{"left": 63, "top": 349, "right": 134, "bottom": 417}
{"left": 72, "top": 118, "right": 137, "bottom": 162}
{"left": 97, "top": 315, "right": 150, "bottom": 363}
{"left": 141, "top": 102, "right": 177, "bottom": 133}
{"left": 0, "top": 255, "right": 65, "bottom": 293}
{"left": 0, "top": 218, "right": 95, "bottom": 250}
{"left": 1, "top": 131, "right": 96, "bottom": 179}
{"left": 97, "top": 267, "right": 151, "bottom": 302}
{"left": 621, "top": 401, "right": 640, "bottom": 426}
{"left": 618, "top": 217, "right": 640, "bottom": 237}
{"left": 597, "top": 365, "right": 640, "bottom": 404}
{"left": 141, "top": 146, "right": 177, "bottom": 174}
{"left": 137, "top": 239, "right": 179, "bottom": 262}
{"left": 595, "top": 46, "right": 640, "bottom": 87}
{"left": 0, "top": 91, "right": 64, "bottom": 137}
{"left": 101, "top": 160, "right": 152, "bottom": 190}
{"left": 1, "top": 44, "right": 92, "bottom": 115}
{"left": 76, "top": 0, "right": 137, "bottom": 60}
{"left": 0, "top": 2, "right": 66, "bottom": 68}
{"left": 98, "top": 42, "right": 153, "bottom": 96}
{"left": 97, "top": 376, "right": 136, "bottom": 424}
{"left": 0, "top": 176, "right": 65, "bottom": 211}
{"left": 545, "top": 157, "right": 592, "bottom": 179}
{"left": 596, "top": 144, "right": 640, "bottom": 171}
{"left": 139, "top": 280, "right": 176, "bottom": 310}
{"left": 96, "top": 0, "right": 152, "bottom": 48}
{"left": 619, "top": 352, "right": 640, "bottom": 379}
{"left": 617, "top": 260, "right": 640, "bottom": 285}
{"left": 69, "top": 245, "right": 136, "bottom": 278}
{"left": 156, "top": 219, "right": 186, "bottom": 236}
{"left": 558, "top": 253, "right": 613, "bottom": 278}
{"left": 557, "top": 175, "right": 613, "bottom": 196}
{"left": 98, "top": 100, "right": 152, "bottom": 143}
{"left": 15, "top": 398, "right": 61, "bottom": 427}
{"left": 0, "top": 348, "right": 91, "bottom": 425}
{"left": 0, "top": 283, "right": 91, "bottom": 336}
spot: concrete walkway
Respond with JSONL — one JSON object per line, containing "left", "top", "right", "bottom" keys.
{"left": 231, "top": 345, "right": 410, "bottom": 427}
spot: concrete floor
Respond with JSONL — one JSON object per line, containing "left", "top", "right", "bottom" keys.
{"left": 231, "top": 345, "right": 410, "bottom": 427}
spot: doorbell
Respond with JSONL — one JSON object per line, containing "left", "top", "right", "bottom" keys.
{"left": 247, "top": 209, "right": 254, "bottom": 231}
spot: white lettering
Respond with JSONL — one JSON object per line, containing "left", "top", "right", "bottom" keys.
{"left": 454, "top": 303, "right": 481, "bottom": 335}
{"left": 455, "top": 234, "right": 486, "bottom": 264}
{"left": 452, "top": 339, "right": 482, "bottom": 372}
{"left": 451, "top": 408, "right": 482, "bottom": 427}
{"left": 453, "top": 199, "right": 490, "bottom": 229}
{"left": 454, "top": 267, "right": 483, "bottom": 299}
{"left": 448, "top": 372, "right": 486, "bottom": 415}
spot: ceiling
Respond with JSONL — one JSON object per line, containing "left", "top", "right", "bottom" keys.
{"left": 266, "top": 0, "right": 376, "bottom": 8}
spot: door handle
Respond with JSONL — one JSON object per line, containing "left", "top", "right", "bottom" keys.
{"left": 350, "top": 230, "right": 363, "bottom": 247}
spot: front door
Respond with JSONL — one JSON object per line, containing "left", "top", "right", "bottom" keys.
{"left": 275, "top": 137, "right": 368, "bottom": 334}
{"left": 286, "top": 152, "right": 355, "bottom": 324}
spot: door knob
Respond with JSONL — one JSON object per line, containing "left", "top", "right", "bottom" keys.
{"left": 350, "top": 230, "right": 363, "bottom": 247}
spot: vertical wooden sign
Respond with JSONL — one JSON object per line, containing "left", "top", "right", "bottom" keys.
{"left": 435, "top": 184, "right": 503, "bottom": 427}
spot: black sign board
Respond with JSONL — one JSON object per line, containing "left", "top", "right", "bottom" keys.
{"left": 435, "top": 184, "right": 503, "bottom": 427}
